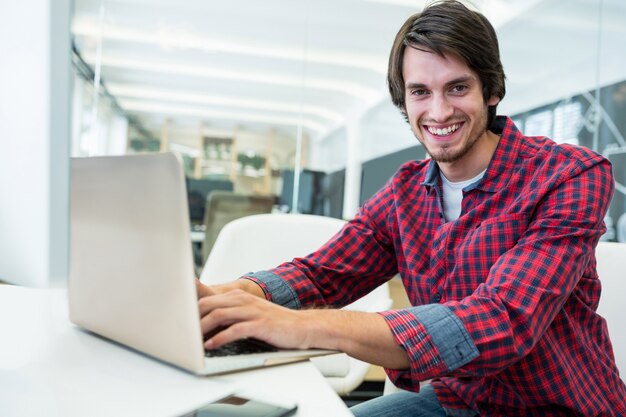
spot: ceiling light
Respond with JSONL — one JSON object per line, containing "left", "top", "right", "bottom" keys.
{"left": 106, "top": 83, "right": 344, "bottom": 124}
{"left": 81, "top": 52, "right": 382, "bottom": 101}
{"left": 72, "top": 18, "right": 386, "bottom": 73}
{"left": 119, "top": 99, "right": 328, "bottom": 133}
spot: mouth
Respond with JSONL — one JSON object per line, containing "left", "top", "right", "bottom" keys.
{"left": 425, "top": 123, "right": 462, "bottom": 137}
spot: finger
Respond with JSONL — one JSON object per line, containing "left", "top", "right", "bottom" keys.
{"left": 204, "top": 321, "right": 260, "bottom": 349}
{"left": 198, "top": 289, "right": 255, "bottom": 316}
{"left": 195, "top": 279, "right": 215, "bottom": 299}
{"left": 200, "top": 304, "right": 259, "bottom": 338}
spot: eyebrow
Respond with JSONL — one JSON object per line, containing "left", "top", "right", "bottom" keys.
{"left": 405, "top": 75, "right": 476, "bottom": 90}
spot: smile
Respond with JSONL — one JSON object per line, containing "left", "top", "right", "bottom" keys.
{"left": 426, "top": 123, "right": 461, "bottom": 136}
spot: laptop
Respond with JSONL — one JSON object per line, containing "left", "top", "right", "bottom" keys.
{"left": 68, "top": 152, "right": 335, "bottom": 375}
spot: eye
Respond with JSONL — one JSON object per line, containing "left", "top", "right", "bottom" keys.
{"left": 450, "top": 84, "right": 469, "bottom": 94}
{"left": 409, "top": 88, "right": 429, "bottom": 97}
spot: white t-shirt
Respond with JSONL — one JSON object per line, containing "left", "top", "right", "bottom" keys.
{"left": 441, "top": 169, "right": 486, "bottom": 222}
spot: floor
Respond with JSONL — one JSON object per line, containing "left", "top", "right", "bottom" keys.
{"left": 340, "top": 380, "right": 386, "bottom": 408}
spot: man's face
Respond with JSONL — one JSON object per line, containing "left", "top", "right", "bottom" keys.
{"left": 402, "top": 47, "right": 499, "bottom": 165}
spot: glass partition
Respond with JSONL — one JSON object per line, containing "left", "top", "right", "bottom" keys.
{"left": 70, "top": 0, "right": 626, "bottom": 237}
{"left": 499, "top": 0, "right": 626, "bottom": 241}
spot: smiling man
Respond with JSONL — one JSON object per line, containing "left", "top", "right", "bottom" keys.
{"left": 196, "top": 1, "right": 626, "bottom": 416}
{"left": 402, "top": 49, "right": 499, "bottom": 178}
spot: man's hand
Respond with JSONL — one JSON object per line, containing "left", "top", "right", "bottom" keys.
{"left": 198, "top": 289, "right": 315, "bottom": 350}
{"left": 195, "top": 279, "right": 216, "bottom": 299}
{"left": 195, "top": 281, "right": 411, "bottom": 370}
{"left": 195, "top": 278, "right": 266, "bottom": 299}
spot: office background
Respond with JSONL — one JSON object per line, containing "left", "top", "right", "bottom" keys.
{"left": 1, "top": 0, "right": 625, "bottom": 288}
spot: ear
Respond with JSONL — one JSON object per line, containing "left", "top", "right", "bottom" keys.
{"left": 487, "top": 95, "right": 500, "bottom": 106}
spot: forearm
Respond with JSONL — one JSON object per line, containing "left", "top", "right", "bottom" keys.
{"left": 198, "top": 288, "right": 410, "bottom": 369}
{"left": 300, "top": 309, "right": 410, "bottom": 370}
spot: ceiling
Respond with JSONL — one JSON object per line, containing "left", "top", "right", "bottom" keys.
{"left": 71, "top": 0, "right": 625, "bottom": 154}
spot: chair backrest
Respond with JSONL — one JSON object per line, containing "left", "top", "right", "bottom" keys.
{"left": 201, "top": 191, "right": 274, "bottom": 263}
{"left": 595, "top": 241, "right": 626, "bottom": 374}
{"left": 200, "top": 213, "right": 391, "bottom": 311}
{"left": 202, "top": 213, "right": 345, "bottom": 282}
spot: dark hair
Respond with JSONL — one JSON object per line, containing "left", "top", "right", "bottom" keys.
{"left": 387, "top": 0, "right": 506, "bottom": 127}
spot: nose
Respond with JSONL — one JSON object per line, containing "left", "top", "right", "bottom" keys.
{"left": 428, "top": 93, "right": 454, "bottom": 122}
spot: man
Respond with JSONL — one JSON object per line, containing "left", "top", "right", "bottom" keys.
{"left": 196, "top": 1, "right": 626, "bottom": 415}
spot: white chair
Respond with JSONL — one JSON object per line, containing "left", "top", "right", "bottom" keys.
{"left": 200, "top": 191, "right": 274, "bottom": 264}
{"left": 383, "top": 241, "right": 626, "bottom": 394}
{"left": 200, "top": 213, "right": 393, "bottom": 395}
{"left": 595, "top": 241, "right": 626, "bottom": 374}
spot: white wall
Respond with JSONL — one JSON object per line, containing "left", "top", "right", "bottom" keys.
{"left": 0, "top": 0, "right": 72, "bottom": 287}
{"left": 310, "top": 99, "right": 418, "bottom": 217}
{"left": 309, "top": 127, "right": 347, "bottom": 173}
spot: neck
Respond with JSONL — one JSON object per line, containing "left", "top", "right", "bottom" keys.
{"left": 438, "top": 130, "right": 500, "bottom": 182}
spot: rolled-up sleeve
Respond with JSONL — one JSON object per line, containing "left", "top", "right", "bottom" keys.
{"left": 244, "top": 271, "right": 301, "bottom": 309}
{"left": 380, "top": 304, "right": 479, "bottom": 390}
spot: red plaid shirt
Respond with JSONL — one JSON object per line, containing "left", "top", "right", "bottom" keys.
{"left": 248, "top": 117, "right": 626, "bottom": 416}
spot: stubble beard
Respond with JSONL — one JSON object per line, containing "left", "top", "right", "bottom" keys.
{"left": 414, "top": 113, "right": 489, "bottom": 164}
{"left": 421, "top": 129, "right": 483, "bottom": 163}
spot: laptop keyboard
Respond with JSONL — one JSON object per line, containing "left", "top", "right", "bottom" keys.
{"left": 205, "top": 338, "right": 279, "bottom": 357}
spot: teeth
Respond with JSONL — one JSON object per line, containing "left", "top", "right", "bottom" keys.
{"left": 427, "top": 124, "right": 460, "bottom": 136}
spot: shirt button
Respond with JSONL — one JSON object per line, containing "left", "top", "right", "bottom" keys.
{"left": 433, "top": 292, "right": 441, "bottom": 302}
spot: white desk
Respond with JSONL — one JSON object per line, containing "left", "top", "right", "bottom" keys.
{"left": 0, "top": 286, "right": 353, "bottom": 417}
